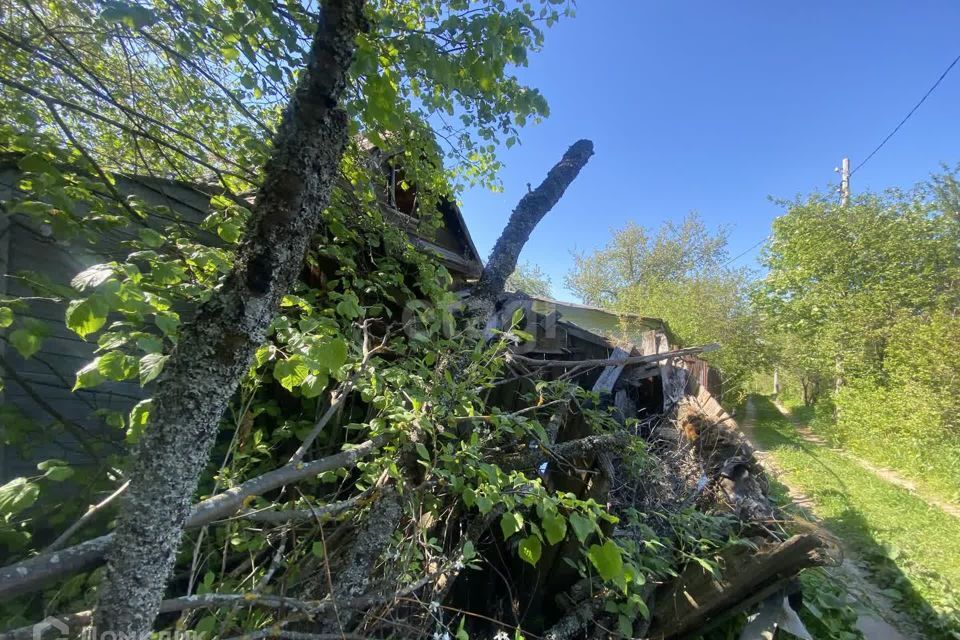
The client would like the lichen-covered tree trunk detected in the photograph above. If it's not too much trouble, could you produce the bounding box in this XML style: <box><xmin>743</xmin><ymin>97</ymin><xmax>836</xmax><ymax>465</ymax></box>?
<box><xmin>472</xmin><ymin>139</ymin><xmax>594</xmax><ymax>305</ymax></box>
<box><xmin>92</xmin><ymin>1</ymin><xmax>366</xmax><ymax>634</ymax></box>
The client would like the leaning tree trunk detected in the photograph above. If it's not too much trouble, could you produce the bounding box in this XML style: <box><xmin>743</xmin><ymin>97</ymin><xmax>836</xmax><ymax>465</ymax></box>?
<box><xmin>93</xmin><ymin>1</ymin><xmax>366</xmax><ymax>634</ymax></box>
<box><xmin>471</xmin><ymin>139</ymin><xmax>594</xmax><ymax>306</ymax></box>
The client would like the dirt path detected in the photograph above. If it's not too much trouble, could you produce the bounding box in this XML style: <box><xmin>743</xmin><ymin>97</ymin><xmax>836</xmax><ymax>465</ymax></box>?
<box><xmin>741</xmin><ymin>398</ymin><xmax>922</xmax><ymax>640</ymax></box>
<box><xmin>769</xmin><ymin>400</ymin><xmax>960</xmax><ymax>519</ymax></box>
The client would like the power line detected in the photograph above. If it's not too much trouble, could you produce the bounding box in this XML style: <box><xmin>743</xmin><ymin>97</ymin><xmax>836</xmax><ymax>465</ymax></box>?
<box><xmin>850</xmin><ymin>52</ymin><xmax>960</xmax><ymax>176</ymax></box>
<box><xmin>721</xmin><ymin>235</ymin><xmax>768</xmax><ymax>268</ymax></box>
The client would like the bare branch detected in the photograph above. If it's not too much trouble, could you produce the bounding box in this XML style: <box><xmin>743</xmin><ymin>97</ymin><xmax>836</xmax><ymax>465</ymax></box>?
<box><xmin>473</xmin><ymin>140</ymin><xmax>594</xmax><ymax>301</ymax></box>
<box><xmin>506</xmin><ymin>344</ymin><xmax>718</xmax><ymax>372</ymax></box>
<box><xmin>0</xmin><ymin>436</ymin><xmax>386</xmax><ymax>601</ymax></box>
<box><xmin>2</xmin><ymin>556</ymin><xmax>460</xmax><ymax>640</ymax></box>
<box><xmin>45</xmin><ymin>481</ymin><xmax>130</xmax><ymax>553</ymax></box>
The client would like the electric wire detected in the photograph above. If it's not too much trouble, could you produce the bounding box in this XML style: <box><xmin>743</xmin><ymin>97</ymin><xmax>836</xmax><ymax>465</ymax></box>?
<box><xmin>850</xmin><ymin>52</ymin><xmax>960</xmax><ymax>176</ymax></box>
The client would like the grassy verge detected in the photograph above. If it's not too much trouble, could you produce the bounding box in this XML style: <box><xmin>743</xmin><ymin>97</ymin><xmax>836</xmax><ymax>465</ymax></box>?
<box><xmin>779</xmin><ymin>394</ymin><xmax>960</xmax><ymax>507</ymax></box>
<box><xmin>749</xmin><ymin>395</ymin><xmax>960</xmax><ymax>639</ymax></box>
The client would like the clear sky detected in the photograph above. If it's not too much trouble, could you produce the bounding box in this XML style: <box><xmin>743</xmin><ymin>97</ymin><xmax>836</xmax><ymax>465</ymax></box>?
<box><xmin>457</xmin><ymin>1</ymin><xmax>960</xmax><ymax>301</ymax></box>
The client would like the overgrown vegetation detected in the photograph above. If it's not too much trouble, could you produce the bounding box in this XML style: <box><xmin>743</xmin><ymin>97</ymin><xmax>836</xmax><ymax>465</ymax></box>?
<box><xmin>565</xmin><ymin>213</ymin><xmax>766</xmax><ymax>404</ymax></box>
<box><xmin>748</xmin><ymin>395</ymin><xmax>960</xmax><ymax>638</ymax></box>
<box><xmin>757</xmin><ymin>170</ymin><xmax>960</xmax><ymax>504</ymax></box>
<box><xmin>0</xmin><ymin>1</ymin><xmax>800</xmax><ymax>638</ymax></box>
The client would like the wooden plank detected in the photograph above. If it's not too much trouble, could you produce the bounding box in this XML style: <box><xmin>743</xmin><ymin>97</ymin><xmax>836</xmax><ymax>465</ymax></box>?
<box><xmin>592</xmin><ymin>346</ymin><xmax>631</xmax><ymax>394</ymax></box>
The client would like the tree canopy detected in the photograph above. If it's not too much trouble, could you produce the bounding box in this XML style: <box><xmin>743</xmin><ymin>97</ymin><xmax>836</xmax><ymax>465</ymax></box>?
<box><xmin>566</xmin><ymin>213</ymin><xmax>765</xmax><ymax>401</ymax></box>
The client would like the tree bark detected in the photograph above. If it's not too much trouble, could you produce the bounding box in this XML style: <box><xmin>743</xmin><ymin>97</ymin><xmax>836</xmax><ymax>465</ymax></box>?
<box><xmin>472</xmin><ymin>140</ymin><xmax>594</xmax><ymax>304</ymax></box>
<box><xmin>92</xmin><ymin>1</ymin><xmax>366</xmax><ymax>634</ymax></box>
<box><xmin>0</xmin><ymin>437</ymin><xmax>384</xmax><ymax>601</ymax></box>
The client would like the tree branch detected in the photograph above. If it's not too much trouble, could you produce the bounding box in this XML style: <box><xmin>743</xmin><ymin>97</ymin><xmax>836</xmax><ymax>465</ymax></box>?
<box><xmin>506</xmin><ymin>344</ymin><xmax>718</xmax><ymax>372</ymax></box>
<box><xmin>473</xmin><ymin>140</ymin><xmax>594</xmax><ymax>302</ymax></box>
<box><xmin>2</xmin><ymin>552</ymin><xmax>459</xmax><ymax>640</ymax></box>
<box><xmin>0</xmin><ymin>436</ymin><xmax>386</xmax><ymax>601</ymax></box>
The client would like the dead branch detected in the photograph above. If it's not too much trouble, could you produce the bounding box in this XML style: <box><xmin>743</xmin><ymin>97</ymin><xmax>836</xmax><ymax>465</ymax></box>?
<box><xmin>506</xmin><ymin>344</ymin><xmax>719</xmax><ymax>372</ymax></box>
<box><xmin>472</xmin><ymin>140</ymin><xmax>594</xmax><ymax>303</ymax></box>
<box><xmin>45</xmin><ymin>480</ymin><xmax>130</xmax><ymax>552</ymax></box>
<box><xmin>235</xmin><ymin>489</ymin><xmax>375</xmax><ymax>524</ymax></box>
<box><xmin>0</xmin><ymin>437</ymin><xmax>385</xmax><ymax>600</ymax></box>
<box><xmin>500</xmin><ymin>433</ymin><xmax>631</xmax><ymax>472</ymax></box>
<box><xmin>2</xmin><ymin>556</ymin><xmax>462</xmax><ymax>640</ymax></box>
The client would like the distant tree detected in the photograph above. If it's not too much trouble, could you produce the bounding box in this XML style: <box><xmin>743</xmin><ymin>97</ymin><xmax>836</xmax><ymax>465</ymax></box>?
<box><xmin>565</xmin><ymin>214</ymin><xmax>729</xmax><ymax>307</ymax></box>
<box><xmin>505</xmin><ymin>260</ymin><xmax>553</xmax><ymax>297</ymax></box>
<box><xmin>566</xmin><ymin>213</ymin><xmax>765</xmax><ymax>401</ymax></box>
<box><xmin>754</xmin><ymin>175</ymin><xmax>960</xmax><ymax>386</ymax></box>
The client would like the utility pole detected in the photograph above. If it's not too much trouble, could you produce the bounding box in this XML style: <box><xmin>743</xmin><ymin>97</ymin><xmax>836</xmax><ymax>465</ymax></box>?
<box><xmin>839</xmin><ymin>157</ymin><xmax>850</xmax><ymax>206</ymax></box>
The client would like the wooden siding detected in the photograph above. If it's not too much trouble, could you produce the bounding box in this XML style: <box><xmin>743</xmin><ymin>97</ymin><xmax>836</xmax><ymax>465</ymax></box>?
<box><xmin>0</xmin><ymin>169</ymin><xmax>214</xmax><ymax>481</ymax></box>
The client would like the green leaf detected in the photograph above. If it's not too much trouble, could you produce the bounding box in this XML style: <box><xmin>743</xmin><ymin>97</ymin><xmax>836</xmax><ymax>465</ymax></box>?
<box><xmin>10</xmin><ymin>328</ymin><xmax>43</xmax><ymax>359</ymax></box>
<box><xmin>542</xmin><ymin>511</ymin><xmax>567</xmax><ymax>545</ymax></box>
<box><xmin>135</xmin><ymin>334</ymin><xmax>164</xmax><ymax>354</ymax></box>
<box><xmin>476</xmin><ymin>495</ymin><xmax>494</xmax><ymax>514</ymax></box>
<box><xmin>37</xmin><ymin>459</ymin><xmax>67</xmax><ymax>471</ymax></box>
<box><xmin>500</xmin><ymin>511</ymin><xmax>524</xmax><ymax>540</ymax></box>
<box><xmin>38</xmin><ymin>460</ymin><xmax>74</xmax><ymax>482</ymax></box>
<box><xmin>155</xmin><ymin>312</ymin><xmax>180</xmax><ymax>337</ymax></box>
<box><xmin>300</xmin><ymin>372</ymin><xmax>329</xmax><ymax>398</ymax></box>
<box><xmin>193</xmin><ymin>616</ymin><xmax>217</xmax><ymax>636</ymax></box>
<box><xmin>71</xmin><ymin>264</ymin><xmax>115</xmax><ymax>291</ymax></box>
<box><xmin>0</xmin><ymin>478</ymin><xmax>39</xmax><ymax>516</ymax></box>
<box><xmin>66</xmin><ymin>296</ymin><xmax>109</xmax><ymax>338</ymax></box>
<box><xmin>518</xmin><ymin>534</ymin><xmax>542</xmax><ymax>566</ymax></box>
<box><xmin>127</xmin><ymin>399</ymin><xmax>152</xmax><ymax>443</ymax></box>
<box><xmin>587</xmin><ymin>540</ymin><xmax>624</xmax><ymax>583</ymax></box>
<box><xmin>138</xmin><ymin>228</ymin><xmax>165</xmax><ymax>248</ymax></box>
<box><xmin>98</xmin><ymin>350</ymin><xmax>137</xmax><ymax>381</ymax></box>
<box><xmin>74</xmin><ymin>360</ymin><xmax>105</xmax><ymax>390</ymax></box>
<box><xmin>617</xmin><ymin>614</ymin><xmax>633</xmax><ymax>637</ymax></box>
<box><xmin>100</xmin><ymin>0</ymin><xmax>158</xmax><ymax>28</ymax></box>
<box><xmin>274</xmin><ymin>356</ymin><xmax>309</xmax><ymax>391</ymax></box>
<box><xmin>0</xmin><ymin>307</ymin><xmax>13</xmax><ymax>328</ymax></box>
<box><xmin>415</xmin><ymin>442</ymin><xmax>430</xmax><ymax>461</ymax></box>
<box><xmin>217</xmin><ymin>221</ymin><xmax>242</xmax><ymax>244</ymax></box>
<box><xmin>309</xmin><ymin>337</ymin><xmax>348</xmax><ymax>371</ymax></box>
<box><xmin>335</xmin><ymin>293</ymin><xmax>362</xmax><ymax>319</ymax></box>
<box><xmin>311</xmin><ymin>541</ymin><xmax>325</xmax><ymax>557</ymax></box>
<box><xmin>18</xmin><ymin>153</ymin><xmax>61</xmax><ymax>179</ymax></box>
<box><xmin>568</xmin><ymin>512</ymin><xmax>595</xmax><ymax>544</ymax></box>
<box><xmin>254</xmin><ymin>344</ymin><xmax>276</xmax><ymax>367</ymax></box>
<box><xmin>139</xmin><ymin>353</ymin><xmax>169</xmax><ymax>385</ymax></box>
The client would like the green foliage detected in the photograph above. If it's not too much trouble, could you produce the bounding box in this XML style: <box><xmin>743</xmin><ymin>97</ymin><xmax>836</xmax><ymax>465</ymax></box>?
<box><xmin>750</xmin><ymin>396</ymin><xmax>960</xmax><ymax>638</ymax></box>
<box><xmin>566</xmin><ymin>213</ymin><xmax>766</xmax><ymax>402</ymax></box>
<box><xmin>505</xmin><ymin>260</ymin><xmax>553</xmax><ymax>298</ymax></box>
<box><xmin>0</xmin><ymin>1</ymin><xmax>764</xmax><ymax>637</ymax></box>
<box><xmin>797</xmin><ymin>570</ymin><xmax>863</xmax><ymax>640</ymax></box>
<box><xmin>759</xmin><ymin>171</ymin><xmax>960</xmax><ymax>501</ymax></box>
<box><xmin>756</xmin><ymin>179</ymin><xmax>960</xmax><ymax>386</ymax></box>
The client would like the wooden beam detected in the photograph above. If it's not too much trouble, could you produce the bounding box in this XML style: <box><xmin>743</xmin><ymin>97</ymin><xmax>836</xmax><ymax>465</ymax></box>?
<box><xmin>592</xmin><ymin>346</ymin><xmax>631</xmax><ymax>394</ymax></box>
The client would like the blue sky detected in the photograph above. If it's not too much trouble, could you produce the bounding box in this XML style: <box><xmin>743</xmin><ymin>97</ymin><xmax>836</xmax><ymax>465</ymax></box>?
<box><xmin>457</xmin><ymin>1</ymin><xmax>960</xmax><ymax>301</ymax></box>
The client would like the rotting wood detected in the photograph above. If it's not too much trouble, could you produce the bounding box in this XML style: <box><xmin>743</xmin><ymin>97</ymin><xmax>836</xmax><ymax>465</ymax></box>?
<box><xmin>507</xmin><ymin>344</ymin><xmax>717</xmax><ymax>371</ymax></box>
<box><xmin>648</xmin><ymin>533</ymin><xmax>835</xmax><ymax>639</ymax></box>
<box><xmin>592</xmin><ymin>345</ymin><xmax>632</xmax><ymax>394</ymax></box>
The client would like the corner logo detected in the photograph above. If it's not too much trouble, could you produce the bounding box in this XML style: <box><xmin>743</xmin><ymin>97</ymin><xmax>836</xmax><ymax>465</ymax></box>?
<box><xmin>33</xmin><ymin>617</ymin><xmax>69</xmax><ymax>640</ymax></box>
